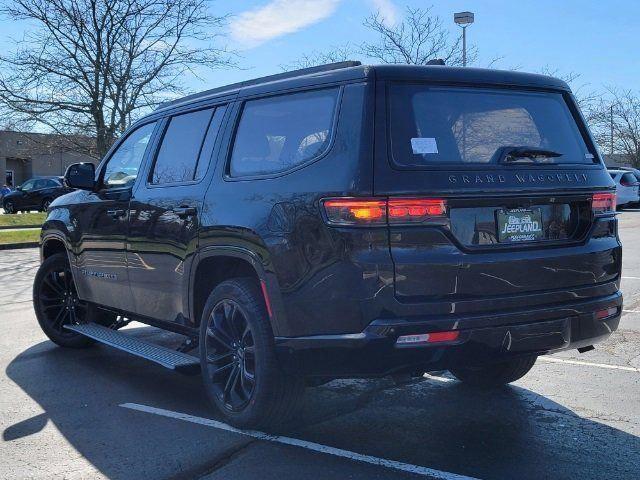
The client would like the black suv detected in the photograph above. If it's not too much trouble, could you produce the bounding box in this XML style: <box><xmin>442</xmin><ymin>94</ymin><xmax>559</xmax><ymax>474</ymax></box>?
<box><xmin>3</xmin><ymin>176</ymin><xmax>69</xmax><ymax>213</ymax></box>
<box><xmin>33</xmin><ymin>62</ymin><xmax>622</xmax><ymax>428</ymax></box>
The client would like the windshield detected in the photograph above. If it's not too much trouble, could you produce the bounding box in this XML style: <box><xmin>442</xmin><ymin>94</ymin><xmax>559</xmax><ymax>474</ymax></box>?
<box><xmin>389</xmin><ymin>85</ymin><xmax>594</xmax><ymax>167</ymax></box>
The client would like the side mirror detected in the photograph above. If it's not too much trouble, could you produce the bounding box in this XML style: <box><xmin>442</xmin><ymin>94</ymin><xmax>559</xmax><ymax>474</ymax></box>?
<box><xmin>64</xmin><ymin>163</ymin><xmax>96</xmax><ymax>190</ymax></box>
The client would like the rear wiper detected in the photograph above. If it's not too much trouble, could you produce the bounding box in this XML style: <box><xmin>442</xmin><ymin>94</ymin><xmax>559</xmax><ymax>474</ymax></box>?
<box><xmin>498</xmin><ymin>146</ymin><xmax>563</xmax><ymax>164</ymax></box>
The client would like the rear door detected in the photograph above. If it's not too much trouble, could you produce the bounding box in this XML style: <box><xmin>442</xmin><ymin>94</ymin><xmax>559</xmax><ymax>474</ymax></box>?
<box><xmin>127</xmin><ymin>104</ymin><xmax>228</xmax><ymax>324</ymax></box>
<box><xmin>374</xmin><ymin>81</ymin><xmax>618</xmax><ymax>302</ymax></box>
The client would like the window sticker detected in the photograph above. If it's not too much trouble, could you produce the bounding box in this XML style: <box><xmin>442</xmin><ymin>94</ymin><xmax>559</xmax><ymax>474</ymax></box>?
<box><xmin>411</xmin><ymin>137</ymin><xmax>438</xmax><ymax>155</ymax></box>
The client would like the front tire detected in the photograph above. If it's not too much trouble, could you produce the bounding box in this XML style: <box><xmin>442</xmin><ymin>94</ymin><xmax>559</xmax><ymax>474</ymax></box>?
<box><xmin>33</xmin><ymin>253</ymin><xmax>118</xmax><ymax>348</ymax></box>
<box><xmin>33</xmin><ymin>253</ymin><xmax>94</xmax><ymax>348</ymax></box>
<box><xmin>449</xmin><ymin>355</ymin><xmax>537</xmax><ymax>387</ymax></box>
<box><xmin>3</xmin><ymin>200</ymin><xmax>16</xmax><ymax>214</ymax></box>
<box><xmin>199</xmin><ymin>278</ymin><xmax>304</xmax><ymax>429</ymax></box>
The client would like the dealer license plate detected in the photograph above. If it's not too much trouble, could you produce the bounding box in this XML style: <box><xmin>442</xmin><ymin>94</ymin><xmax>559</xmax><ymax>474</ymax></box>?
<box><xmin>497</xmin><ymin>208</ymin><xmax>544</xmax><ymax>243</ymax></box>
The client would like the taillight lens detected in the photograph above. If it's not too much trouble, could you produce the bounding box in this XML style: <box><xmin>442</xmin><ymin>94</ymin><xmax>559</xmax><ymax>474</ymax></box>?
<box><xmin>592</xmin><ymin>192</ymin><xmax>616</xmax><ymax>215</ymax></box>
<box><xmin>323</xmin><ymin>199</ymin><xmax>387</xmax><ymax>225</ymax></box>
<box><xmin>387</xmin><ymin>198</ymin><xmax>447</xmax><ymax>223</ymax></box>
<box><xmin>322</xmin><ymin>197</ymin><xmax>447</xmax><ymax>226</ymax></box>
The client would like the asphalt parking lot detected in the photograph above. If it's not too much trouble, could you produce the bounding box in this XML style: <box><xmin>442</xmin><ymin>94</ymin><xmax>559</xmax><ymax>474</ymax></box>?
<box><xmin>1</xmin><ymin>214</ymin><xmax>639</xmax><ymax>480</ymax></box>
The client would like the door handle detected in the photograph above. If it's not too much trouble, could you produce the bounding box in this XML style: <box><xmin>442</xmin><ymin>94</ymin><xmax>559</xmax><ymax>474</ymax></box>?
<box><xmin>172</xmin><ymin>206</ymin><xmax>197</xmax><ymax>218</ymax></box>
<box><xmin>106</xmin><ymin>209</ymin><xmax>126</xmax><ymax>218</ymax></box>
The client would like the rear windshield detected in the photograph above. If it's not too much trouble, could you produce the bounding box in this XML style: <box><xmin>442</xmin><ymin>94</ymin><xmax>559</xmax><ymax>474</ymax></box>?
<box><xmin>389</xmin><ymin>85</ymin><xmax>594</xmax><ymax>167</ymax></box>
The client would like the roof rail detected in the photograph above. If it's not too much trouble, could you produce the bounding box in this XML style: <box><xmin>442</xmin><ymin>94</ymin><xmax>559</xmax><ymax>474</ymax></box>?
<box><xmin>156</xmin><ymin>60</ymin><xmax>363</xmax><ymax>111</ymax></box>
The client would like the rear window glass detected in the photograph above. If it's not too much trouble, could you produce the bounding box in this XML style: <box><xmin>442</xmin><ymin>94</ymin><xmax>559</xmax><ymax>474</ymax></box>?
<box><xmin>389</xmin><ymin>85</ymin><xmax>593</xmax><ymax>167</ymax></box>
<box><xmin>229</xmin><ymin>88</ymin><xmax>339</xmax><ymax>177</ymax></box>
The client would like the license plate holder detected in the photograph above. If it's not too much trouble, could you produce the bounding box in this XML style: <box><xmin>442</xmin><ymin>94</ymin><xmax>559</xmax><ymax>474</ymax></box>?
<box><xmin>497</xmin><ymin>208</ymin><xmax>544</xmax><ymax>243</ymax></box>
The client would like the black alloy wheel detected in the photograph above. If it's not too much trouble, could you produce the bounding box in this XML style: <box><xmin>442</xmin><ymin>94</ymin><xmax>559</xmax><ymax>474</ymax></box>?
<box><xmin>204</xmin><ymin>299</ymin><xmax>256</xmax><ymax>412</ymax></box>
<box><xmin>3</xmin><ymin>200</ymin><xmax>15</xmax><ymax>214</ymax></box>
<box><xmin>199</xmin><ymin>278</ymin><xmax>305</xmax><ymax>429</ymax></box>
<box><xmin>33</xmin><ymin>253</ymin><xmax>94</xmax><ymax>348</ymax></box>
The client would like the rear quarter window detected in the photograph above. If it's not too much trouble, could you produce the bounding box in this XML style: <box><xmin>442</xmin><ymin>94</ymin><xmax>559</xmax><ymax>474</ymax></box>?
<box><xmin>229</xmin><ymin>88</ymin><xmax>340</xmax><ymax>177</ymax></box>
<box><xmin>389</xmin><ymin>85</ymin><xmax>594</xmax><ymax>168</ymax></box>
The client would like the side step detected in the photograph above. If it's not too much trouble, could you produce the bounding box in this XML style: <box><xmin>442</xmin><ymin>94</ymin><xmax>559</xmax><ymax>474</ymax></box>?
<box><xmin>64</xmin><ymin>323</ymin><xmax>200</xmax><ymax>374</ymax></box>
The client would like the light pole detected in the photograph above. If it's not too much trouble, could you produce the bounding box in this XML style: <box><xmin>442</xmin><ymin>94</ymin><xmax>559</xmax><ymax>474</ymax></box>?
<box><xmin>454</xmin><ymin>11</ymin><xmax>474</xmax><ymax>67</ymax></box>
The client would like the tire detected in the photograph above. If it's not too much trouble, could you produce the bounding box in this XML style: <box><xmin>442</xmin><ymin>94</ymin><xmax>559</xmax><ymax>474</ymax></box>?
<box><xmin>3</xmin><ymin>200</ymin><xmax>16</xmax><ymax>214</ymax></box>
<box><xmin>449</xmin><ymin>355</ymin><xmax>537</xmax><ymax>388</ymax></box>
<box><xmin>33</xmin><ymin>252</ymin><xmax>116</xmax><ymax>348</ymax></box>
<box><xmin>199</xmin><ymin>278</ymin><xmax>305</xmax><ymax>429</ymax></box>
<box><xmin>41</xmin><ymin>198</ymin><xmax>52</xmax><ymax>211</ymax></box>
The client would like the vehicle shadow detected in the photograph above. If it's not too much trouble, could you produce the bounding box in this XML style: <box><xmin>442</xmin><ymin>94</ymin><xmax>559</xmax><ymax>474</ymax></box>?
<box><xmin>5</xmin><ymin>327</ymin><xmax>640</xmax><ymax>480</ymax></box>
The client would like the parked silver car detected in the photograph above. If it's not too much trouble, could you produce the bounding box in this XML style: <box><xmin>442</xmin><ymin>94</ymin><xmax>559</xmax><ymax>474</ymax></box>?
<box><xmin>609</xmin><ymin>169</ymin><xmax>640</xmax><ymax>208</ymax></box>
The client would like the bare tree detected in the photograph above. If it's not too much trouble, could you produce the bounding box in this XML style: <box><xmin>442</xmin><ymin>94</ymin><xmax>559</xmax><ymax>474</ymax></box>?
<box><xmin>0</xmin><ymin>0</ymin><xmax>233</xmax><ymax>157</ymax></box>
<box><xmin>281</xmin><ymin>44</ymin><xmax>353</xmax><ymax>71</ymax></box>
<box><xmin>589</xmin><ymin>87</ymin><xmax>640</xmax><ymax>165</ymax></box>
<box><xmin>360</xmin><ymin>7</ymin><xmax>474</xmax><ymax>66</ymax></box>
<box><xmin>536</xmin><ymin>66</ymin><xmax>598</xmax><ymax>112</ymax></box>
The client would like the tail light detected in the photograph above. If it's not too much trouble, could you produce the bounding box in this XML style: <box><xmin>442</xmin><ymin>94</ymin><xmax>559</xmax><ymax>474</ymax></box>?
<box><xmin>322</xmin><ymin>197</ymin><xmax>447</xmax><ymax>226</ymax></box>
<box><xmin>322</xmin><ymin>199</ymin><xmax>387</xmax><ymax>226</ymax></box>
<box><xmin>592</xmin><ymin>192</ymin><xmax>616</xmax><ymax>215</ymax></box>
<box><xmin>387</xmin><ymin>198</ymin><xmax>447</xmax><ymax>223</ymax></box>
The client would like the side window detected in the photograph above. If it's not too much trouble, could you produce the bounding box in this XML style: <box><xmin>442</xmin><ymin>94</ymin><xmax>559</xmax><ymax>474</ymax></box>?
<box><xmin>20</xmin><ymin>180</ymin><xmax>35</xmax><ymax>191</ymax></box>
<box><xmin>33</xmin><ymin>179</ymin><xmax>47</xmax><ymax>190</ymax></box>
<box><xmin>151</xmin><ymin>107</ymin><xmax>222</xmax><ymax>185</ymax></box>
<box><xmin>102</xmin><ymin>122</ymin><xmax>156</xmax><ymax>189</ymax></box>
<box><xmin>229</xmin><ymin>88</ymin><xmax>339</xmax><ymax>177</ymax></box>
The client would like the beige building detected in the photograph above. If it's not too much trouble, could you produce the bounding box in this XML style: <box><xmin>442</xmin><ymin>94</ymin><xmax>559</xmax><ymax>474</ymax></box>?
<box><xmin>0</xmin><ymin>131</ymin><xmax>98</xmax><ymax>187</ymax></box>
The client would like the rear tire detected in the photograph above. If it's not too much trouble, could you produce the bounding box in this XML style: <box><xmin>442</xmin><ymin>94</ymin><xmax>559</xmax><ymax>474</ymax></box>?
<box><xmin>33</xmin><ymin>253</ymin><xmax>117</xmax><ymax>348</ymax></box>
<box><xmin>449</xmin><ymin>355</ymin><xmax>537</xmax><ymax>387</ymax></box>
<box><xmin>199</xmin><ymin>278</ymin><xmax>304</xmax><ymax>429</ymax></box>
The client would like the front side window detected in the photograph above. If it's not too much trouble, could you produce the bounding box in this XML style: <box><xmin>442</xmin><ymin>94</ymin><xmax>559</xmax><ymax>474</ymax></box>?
<box><xmin>151</xmin><ymin>108</ymin><xmax>216</xmax><ymax>184</ymax></box>
<box><xmin>229</xmin><ymin>88</ymin><xmax>339</xmax><ymax>177</ymax></box>
<box><xmin>20</xmin><ymin>180</ymin><xmax>35</xmax><ymax>191</ymax></box>
<box><xmin>389</xmin><ymin>85</ymin><xmax>593</xmax><ymax>167</ymax></box>
<box><xmin>103</xmin><ymin>122</ymin><xmax>156</xmax><ymax>189</ymax></box>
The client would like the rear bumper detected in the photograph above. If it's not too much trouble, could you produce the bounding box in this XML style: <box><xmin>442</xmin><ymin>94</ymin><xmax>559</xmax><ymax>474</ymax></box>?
<box><xmin>274</xmin><ymin>291</ymin><xmax>622</xmax><ymax>377</ymax></box>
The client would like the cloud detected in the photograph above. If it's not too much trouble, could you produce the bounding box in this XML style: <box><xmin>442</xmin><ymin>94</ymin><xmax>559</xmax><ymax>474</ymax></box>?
<box><xmin>230</xmin><ymin>0</ymin><xmax>342</xmax><ymax>48</ymax></box>
<box><xmin>368</xmin><ymin>0</ymin><xmax>400</xmax><ymax>26</ymax></box>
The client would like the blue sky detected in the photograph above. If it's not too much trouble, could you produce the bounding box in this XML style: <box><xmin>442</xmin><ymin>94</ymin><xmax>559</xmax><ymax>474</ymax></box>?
<box><xmin>205</xmin><ymin>0</ymin><xmax>639</xmax><ymax>93</ymax></box>
<box><xmin>1</xmin><ymin>0</ymin><xmax>638</xmax><ymax>95</ymax></box>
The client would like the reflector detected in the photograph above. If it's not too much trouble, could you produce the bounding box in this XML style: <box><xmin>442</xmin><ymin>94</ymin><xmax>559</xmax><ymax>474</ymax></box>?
<box><xmin>396</xmin><ymin>330</ymin><xmax>460</xmax><ymax>345</ymax></box>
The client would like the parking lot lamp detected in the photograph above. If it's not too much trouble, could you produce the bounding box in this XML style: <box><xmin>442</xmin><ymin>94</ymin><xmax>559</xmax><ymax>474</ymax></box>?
<box><xmin>454</xmin><ymin>11</ymin><xmax>474</xmax><ymax>66</ymax></box>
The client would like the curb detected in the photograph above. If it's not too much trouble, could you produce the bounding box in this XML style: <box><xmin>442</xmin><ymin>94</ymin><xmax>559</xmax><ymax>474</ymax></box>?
<box><xmin>0</xmin><ymin>225</ymin><xmax>41</xmax><ymax>230</ymax></box>
<box><xmin>0</xmin><ymin>242</ymin><xmax>39</xmax><ymax>250</ymax></box>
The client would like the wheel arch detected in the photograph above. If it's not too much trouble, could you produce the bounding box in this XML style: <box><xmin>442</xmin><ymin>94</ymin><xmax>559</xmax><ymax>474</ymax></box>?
<box><xmin>40</xmin><ymin>233</ymin><xmax>73</xmax><ymax>267</ymax></box>
<box><xmin>190</xmin><ymin>246</ymin><xmax>287</xmax><ymax>336</ymax></box>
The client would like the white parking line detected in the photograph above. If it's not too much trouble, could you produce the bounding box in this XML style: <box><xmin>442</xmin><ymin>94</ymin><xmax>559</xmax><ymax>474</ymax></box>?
<box><xmin>622</xmin><ymin>276</ymin><xmax>640</xmax><ymax>280</ymax></box>
<box><xmin>623</xmin><ymin>309</ymin><xmax>640</xmax><ymax>313</ymax></box>
<box><xmin>120</xmin><ymin>402</ymin><xmax>480</xmax><ymax>480</ymax></box>
<box><xmin>539</xmin><ymin>356</ymin><xmax>640</xmax><ymax>372</ymax></box>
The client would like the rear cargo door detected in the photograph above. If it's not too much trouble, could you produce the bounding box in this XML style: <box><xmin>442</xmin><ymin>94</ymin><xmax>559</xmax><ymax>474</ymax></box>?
<box><xmin>374</xmin><ymin>80</ymin><xmax>619</xmax><ymax>302</ymax></box>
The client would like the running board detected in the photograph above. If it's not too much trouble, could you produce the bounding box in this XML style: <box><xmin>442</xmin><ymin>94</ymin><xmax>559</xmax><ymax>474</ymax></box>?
<box><xmin>64</xmin><ymin>323</ymin><xmax>200</xmax><ymax>374</ymax></box>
